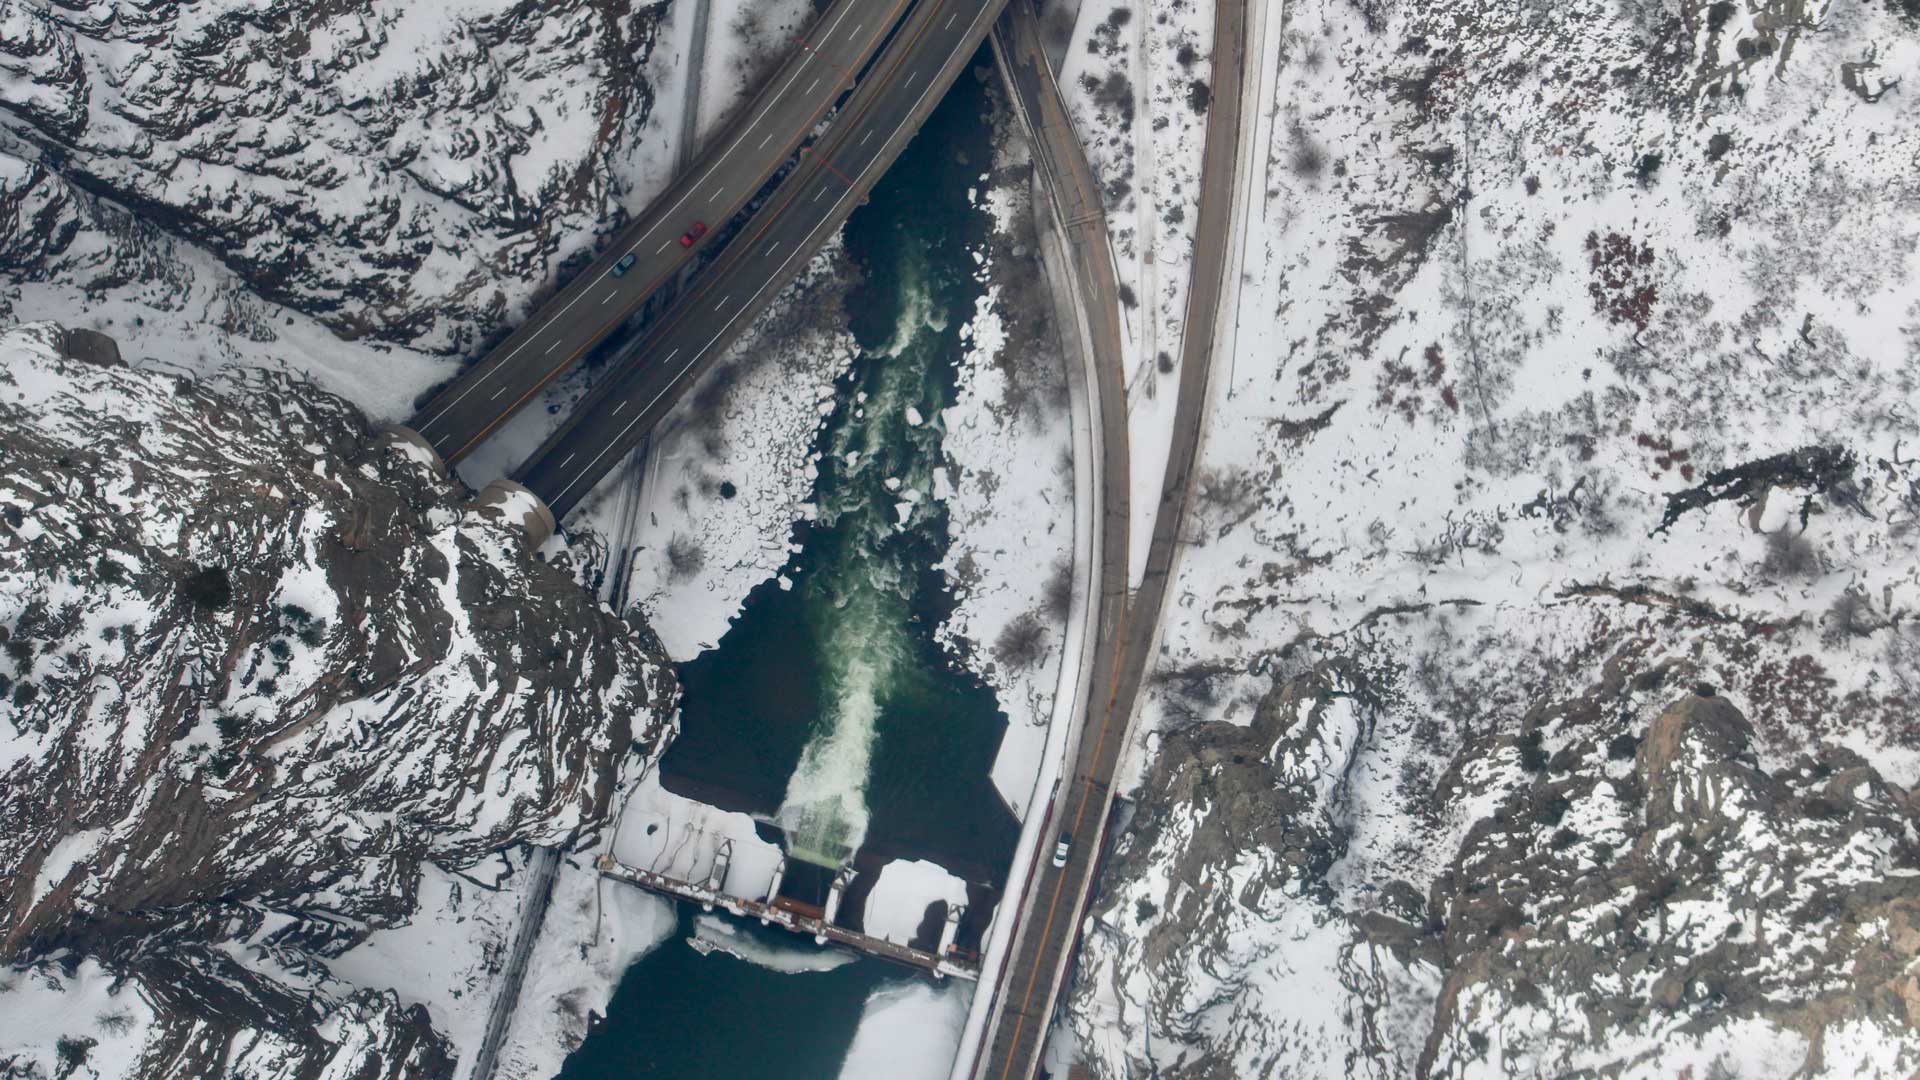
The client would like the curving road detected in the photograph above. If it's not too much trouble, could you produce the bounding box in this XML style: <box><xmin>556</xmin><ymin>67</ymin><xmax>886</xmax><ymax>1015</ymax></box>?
<box><xmin>511</xmin><ymin>0</ymin><xmax>1015</xmax><ymax>517</ymax></box>
<box><xmin>971</xmin><ymin>1</ymin><xmax>1250</xmax><ymax>1077</ymax></box>
<box><xmin>405</xmin><ymin>0</ymin><xmax>919</xmax><ymax>465</ymax></box>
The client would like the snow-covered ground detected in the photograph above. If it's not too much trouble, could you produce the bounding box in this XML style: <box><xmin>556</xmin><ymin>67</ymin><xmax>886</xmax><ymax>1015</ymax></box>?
<box><xmin>839</xmin><ymin>980</ymin><xmax>974</xmax><ymax>1080</ymax></box>
<box><xmin>1055</xmin><ymin>0</ymin><xmax>1217</xmax><ymax>585</ymax></box>
<box><xmin>603</xmin><ymin>241</ymin><xmax>858</xmax><ymax>657</ymax></box>
<box><xmin>1064</xmin><ymin>0</ymin><xmax>1920</xmax><ymax>1070</ymax></box>
<box><xmin>934</xmin><ymin>112</ymin><xmax>1079</xmax><ymax>819</ymax></box>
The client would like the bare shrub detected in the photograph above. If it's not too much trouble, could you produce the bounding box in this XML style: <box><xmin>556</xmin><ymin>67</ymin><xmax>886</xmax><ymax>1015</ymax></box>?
<box><xmin>1043</xmin><ymin>559</ymin><xmax>1074</xmax><ymax>621</ymax></box>
<box><xmin>95</xmin><ymin>1010</ymin><xmax>136</xmax><ymax>1036</ymax></box>
<box><xmin>993</xmin><ymin>612</ymin><xmax>1050</xmax><ymax>671</ymax></box>
<box><xmin>1822</xmin><ymin>585</ymin><xmax>1880</xmax><ymax>645</ymax></box>
<box><xmin>1287</xmin><ymin>122</ymin><xmax>1327</xmax><ymax>182</ymax></box>
<box><xmin>1761</xmin><ymin>530</ymin><xmax>1820</xmax><ymax>581</ymax></box>
<box><xmin>665</xmin><ymin>534</ymin><xmax>706</xmax><ymax>583</ymax></box>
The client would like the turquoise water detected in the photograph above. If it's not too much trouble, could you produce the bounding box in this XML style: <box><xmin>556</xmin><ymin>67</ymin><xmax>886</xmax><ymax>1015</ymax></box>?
<box><xmin>659</xmin><ymin>50</ymin><xmax>1017</xmax><ymax>885</ymax></box>
<box><xmin>555</xmin><ymin>909</ymin><xmax>907</xmax><ymax>1080</ymax></box>
<box><xmin>559</xmin><ymin>52</ymin><xmax>1014</xmax><ymax>1080</ymax></box>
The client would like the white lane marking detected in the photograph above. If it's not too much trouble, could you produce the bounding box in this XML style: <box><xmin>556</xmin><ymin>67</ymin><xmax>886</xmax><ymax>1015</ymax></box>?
<box><xmin>946</xmin><ymin>12</ymin><xmax>957</xmax><ymax>28</ymax></box>
<box><xmin>765</xmin><ymin>240</ymin><xmax>782</xmax><ymax>257</ymax></box>
<box><xmin>491</xmin><ymin>386</ymin><xmax>506</xmax><ymax>401</ymax></box>
<box><xmin>715</xmin><ymin>295</ymin><xmax>732</xmax><ymax>311</ymax></box>
<box><xmin>548</xmin><ymin>222</ymin><xmax>826</xmax><ymax>506</ymax></box>
<box><xmin>849</xmin><ymin>21</ymin><xmax>862</xmax><ymax>38</ymax></box>
<box><xmin>613</xmin><ymin>400</ymin><xmax>627</xmax><ymax>416</ymax></box>
<box><xmin>808</xmin><ymin>77</ymin><xmax>820</xmax><ymax>94</ymax></box>
<box><xmin>546</xmin><ymin>341</ymin><xmax>559</xmax><ymax>355</ymax></box>
<box><xmin>760</xmin><ymin>131</ymin><xmax>775</xmax><ymax>148</ymax></box>
<box><xmin>861</xmin><ymin>128</ymin><xmax>874</xmax><ymax>146</ymax></box>
<box><xmin>559</xmin><ymin>453</ymin><xmax>576</xmax><ymax>469</ymax></box>
<box><xmin>657</xmin><ymin>239</ymin><xmax>671</xmax><ymax>253</ymax></box>
<box><xmin>906</xmin><ymin>70</ymin><xmax>920</xmax><ymax>89</ymax></box>
<box><xmin>418</xmin><ymin>274</ymin><xmax>598</xmax><ymax>431</ymax></box>
<box><xmin>710</xmin><ymin>183</ymin><xmax>725</xmax><ymax>200</ymax></box>
<box><xmin>418</xmin><ymin>0</ymin><xmax>870</xmax><ymax>439</ymax></box>
<box><xmin>602</xmin><ymin>291</ymin><xmax>614</xmax><ymax>304</ymax></box>
<box><xmin>815</xmin><ymin>187</ymin><xmax>828</xmax><ymax>202</ymax></box>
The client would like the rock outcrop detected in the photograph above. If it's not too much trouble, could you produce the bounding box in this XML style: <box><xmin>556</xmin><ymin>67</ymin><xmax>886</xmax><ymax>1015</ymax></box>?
<box><xmin>0</xmin><ymin>0</ymin><xmax>664</xmax><ymax>353</ymax></box>
<box><xmin>1073</xmin><ymin>665</ymin><xmax>1920</xmax><ymax>1078</ymax></box>
<box><xmin>0</xmin><ymin>322</ymin><xmax>675</xmax><ymax>1074</ymax></box>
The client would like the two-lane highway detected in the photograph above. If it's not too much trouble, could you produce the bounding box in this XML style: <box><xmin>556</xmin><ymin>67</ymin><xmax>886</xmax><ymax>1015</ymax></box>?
<box><xmin>511</xmin><ymin>0</ymin><xmax>1014</xmax><ymax>517</ymax></box>
<box><xmin>406</xmin><ymin>0</ymin><xmax>921</xmax><ymax>465</ymax></box>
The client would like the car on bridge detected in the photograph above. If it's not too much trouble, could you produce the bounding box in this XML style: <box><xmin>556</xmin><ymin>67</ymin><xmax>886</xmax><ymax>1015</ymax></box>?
<box><xmin>611</xmin><ymin>252</ymin><xmax>638</xmax><ymax>277</ymax></box>
<box><xmin>1053</xmin><ymin>832</ymin><xmax>1071</xmax><ymax>868</ymax></box>
<box><xmin>679</xmin><ymin>221</ymin><xmax>708</xmax><ymax>248</ymax></box>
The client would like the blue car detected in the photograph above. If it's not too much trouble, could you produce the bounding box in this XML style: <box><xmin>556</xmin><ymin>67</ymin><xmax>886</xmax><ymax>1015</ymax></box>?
<box><xmin>612</xmin><ymin>252</ymin><xmax>638</xmax><ymax>277</ymax></box>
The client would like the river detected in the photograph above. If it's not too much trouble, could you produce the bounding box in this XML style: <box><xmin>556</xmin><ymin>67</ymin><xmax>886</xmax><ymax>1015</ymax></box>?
<box><xmin>558</xmin><ymin>48</ymin><xmax>1015</xmax><ymax>1080</ymax></box>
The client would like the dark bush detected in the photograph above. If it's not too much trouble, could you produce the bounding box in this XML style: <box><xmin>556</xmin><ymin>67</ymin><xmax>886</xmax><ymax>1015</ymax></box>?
<box><xmin>1608</xmin><ymin>732</ymin><xmax>1641</xmax><ymax>760</ymax></box>
<box><xmin>182</xmin><ymin>566</ymin><xmax>233</xmax><ymax>611</ymax></box>
<box><xmin>992</xmin><ymin>612</ymin><xmax>1049</xmax><ymax>672</ymax></box>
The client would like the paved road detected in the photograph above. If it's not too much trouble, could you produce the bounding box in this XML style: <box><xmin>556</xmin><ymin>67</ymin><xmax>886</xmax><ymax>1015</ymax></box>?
<box><xmin>971</xmin><ymin>2</ymin><xmax>1249</xmax><ymax>1077</ymax></box>
<box><xmin>512</xmin><ymin>0</ymin><xmax>1015</xmax><ymax>518</ymax></box>
<box><xmin>966</xmin><ymin>3</ymin><xmax>1130</xmax><ymax>1077</ymax></box>
<box><xmin>466</xmin><ymin>845</ymin><xmax>561</xmax><ymax>1080</ymax></box>
<box><xmin>405</xmin><ymin>0</ymin><xmax>917</xmax><ymax>465</ymax></box>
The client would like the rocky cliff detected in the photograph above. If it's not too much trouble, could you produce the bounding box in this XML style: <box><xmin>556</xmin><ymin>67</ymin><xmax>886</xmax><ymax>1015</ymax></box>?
<box><xmin>0</xmin><ymin>321</ymin><xmax>675</xmax><ymax>1076</ymax></box>
<box><xmin>0</xmin><ymin>0</ymin><xmax>665</xmax><ymax>354</ymax></box>
<box><xmin>1077</xmin><ymin>663</ymin><xmax>1920</xmax><ymax>1077</ymax></box>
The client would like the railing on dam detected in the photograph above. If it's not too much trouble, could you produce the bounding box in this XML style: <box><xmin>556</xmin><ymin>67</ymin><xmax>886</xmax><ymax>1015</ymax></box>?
<box><xmin>596</xmin><ymin>854</ymin><xmax>980</xmax><ymax>981</ymax></box>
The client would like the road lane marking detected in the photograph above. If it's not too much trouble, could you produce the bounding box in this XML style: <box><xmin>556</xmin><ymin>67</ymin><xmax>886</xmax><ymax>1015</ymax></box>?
<box><xmin>433</xmin><ymin>0</ymin><xmax>915</xmax><ymax>460</ymax></box>
<box><xmin>491</xmin><ymin>386</ymin><xmax>506</xmax><ymax>400</ymax></box>
<box><xmin>765</xmin><ymin>241</ymin><xmax>782</xmax><ymax>257</ymax></box>
<box><xmin>906</xmin><ymin>70</ymin><xmax>920</xmax><ymax>89</ymax></box>
<box><xmin>760</xmin><ymin>131</ymin><xmax>775</xmax><ymax>148</ymax></box>
<box><xmin>613</xmin><ymin>400</ymin><xmax>627</xmax><ymax>416</ymax></box>
<box><xmin>861</xmin><ymin>128</ymin><xmax>874</xmax><ymax>146</ymax></box>
<box><xmin>545</xmin><ymin>342</ymin><xmax>559</xmax><ymax>355</ymax></box>
<box><xmin>946</xmin><ymin>12</ymin><xmax>957</xmax><ymax>28</ymax></box>
<box><xmin>665</xmin><ymin>348</ymin><xmax>680</xmax><ymax>362</ymax></box>
<box><xmin>559</xmin><ymin>453</ymin><xmax>575</xmax><ymax>469</ymax></box>
<box><xmin>511</xmin><ymin>0</ymin><xmax>962</xmax><ymax>478</ymax></box>
<box><xmin>715</xmin><ymin>295</ymin><xmax>732</xmax><ymax>311</ymax></box>
<box><xmin>657</xmin><ymin>239</ymin><xmax>671</xmax><ymax>253</ymax></box>
<box><xmin>808</xmin><ymin>77</ymin><xmax>820</xmax><ymax>94</ymax></box>
<box><xmin>710</xmin><ymin>183</ymin><xmax>725</xmax><ymax>200</ymax></box>
<box><xmin>601</xmin><ymin>292</ymin><xmax>614</xmax><ymax>304</ymax></box>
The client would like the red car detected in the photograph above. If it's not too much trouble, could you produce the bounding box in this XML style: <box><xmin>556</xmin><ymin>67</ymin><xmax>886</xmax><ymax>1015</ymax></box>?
<box><xmin>679</xmin><ymin>221</ymin><xmax>708</xmax><ymax>248</ymax></box>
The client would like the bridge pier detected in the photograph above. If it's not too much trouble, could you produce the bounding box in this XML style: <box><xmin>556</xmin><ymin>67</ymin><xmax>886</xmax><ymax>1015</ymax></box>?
<box><xmin>469</xmin><ymin>478</ymin><xmax>557</xmax><ymax>550</ymax></box>
<box><xmin>374</xmin><ymin>424</ymin><xmax>449</xmax><ymax>478</ymax></box>
<box><xmin>817</xmin><ymin>866</ymin><xmax>857</xmax><ymax>945</ymax></box>
<box><xmin>762</xmin><ymin>857</ymin><xmax>788</xmax><ymax>925</ymax></box>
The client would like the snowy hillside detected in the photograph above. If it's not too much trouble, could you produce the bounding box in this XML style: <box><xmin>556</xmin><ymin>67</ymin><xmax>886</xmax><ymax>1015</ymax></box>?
<box><xmin>1066</xmin><ymin>0</ymin><xmax>1920</xmax><ymax>1072</ymax></box>
<box><xmin>0</xmin><ymin>0</ymin><xmax>669</xmax><ymax>355</ymax></box>
<box><xmin>0</xmin><ymin>323</ymin><xmax>675</xmax><ymax>1077</ymax></box>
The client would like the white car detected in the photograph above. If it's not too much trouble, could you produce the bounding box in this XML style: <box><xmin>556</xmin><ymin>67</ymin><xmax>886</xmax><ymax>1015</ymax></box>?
<box><xmin>1052</xmin><ymin>832</ymin><xmax>1071</xmax><ymax>868</ymax></box>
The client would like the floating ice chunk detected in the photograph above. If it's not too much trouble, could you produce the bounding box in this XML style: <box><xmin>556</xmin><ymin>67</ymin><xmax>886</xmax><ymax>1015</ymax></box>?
<box><xmin>905</xmin><ymin>406</ymin><xmax>924</xmax><ymax>427</ymax></box>
<box><xmin>885</xmin><ymin>477</ymin><xmax>902</xmax><ymax>492</ymax></box>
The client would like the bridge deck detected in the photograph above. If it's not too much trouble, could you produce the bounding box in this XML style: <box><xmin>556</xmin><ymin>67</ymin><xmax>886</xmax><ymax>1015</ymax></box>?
<box><xmin>596</xmin><ymin>855</ymin><xmax>980</xmax><ymax>981</ymax></box>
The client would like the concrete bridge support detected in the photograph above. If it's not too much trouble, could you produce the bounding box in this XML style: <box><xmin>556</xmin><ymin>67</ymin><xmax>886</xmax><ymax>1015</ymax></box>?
<box><xmin>374</xmin><ymin>424</ymin><xmax>450</xmax><ymax>478</ymax></box>
<box><xmin>469</xmin><ymin>478</ymin><xmax>558</xmax><ymax>550</ymax></box>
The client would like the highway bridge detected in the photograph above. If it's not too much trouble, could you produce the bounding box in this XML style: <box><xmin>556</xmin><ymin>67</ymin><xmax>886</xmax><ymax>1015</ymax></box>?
<box><xmin>510</xmin><ymin>0</ymin><xmax>1013</xmax><ymax>518</ymax></box>
<box><xmin>404</xmin><ymin>0</ymin><xmax>923</xmax><ymax>467</ymax></box>
<box><xmin>411</xmin><ymin>0</ymin><xmax>1248</xmax><ymax>1073</ymax></box>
